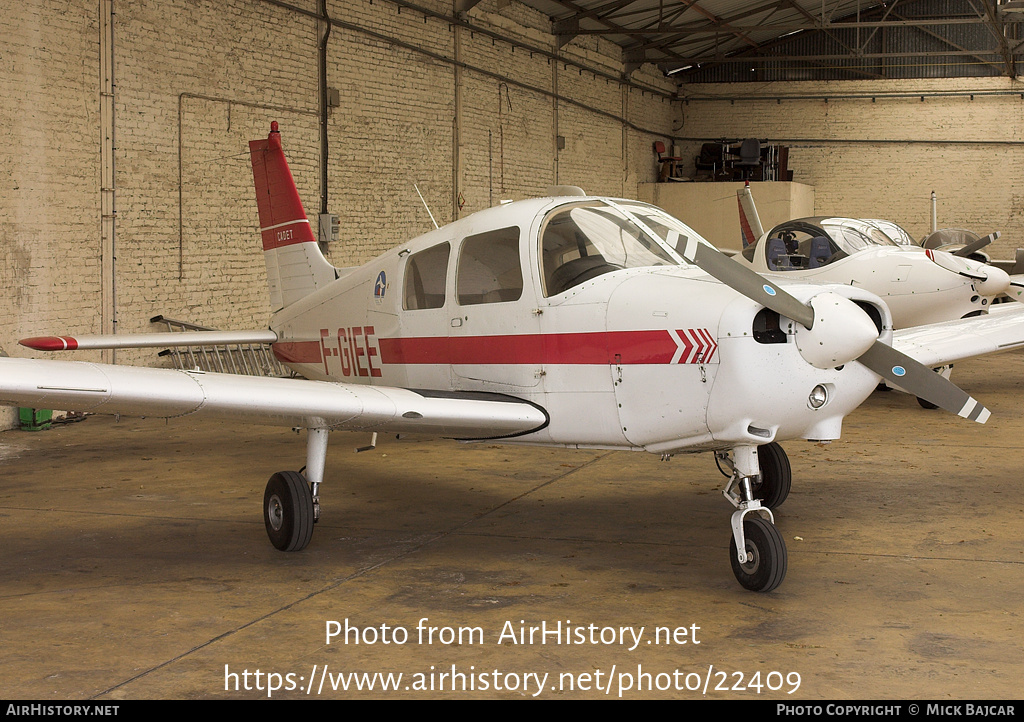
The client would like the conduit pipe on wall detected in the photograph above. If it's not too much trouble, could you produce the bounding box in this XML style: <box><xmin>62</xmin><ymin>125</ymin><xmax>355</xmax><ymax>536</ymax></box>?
<box><xmin>100</xmin><ymin>0</ymin><xmax>116</xmax><ymax>364</ymax></box>
<box><xmin>319</xmin><ymin>0</ymin><xmax>330</xmax><ymax>218</ymax></box>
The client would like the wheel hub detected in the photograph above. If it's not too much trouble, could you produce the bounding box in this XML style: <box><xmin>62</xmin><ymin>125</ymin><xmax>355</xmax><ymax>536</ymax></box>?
<box><xmin>739</xmin><ymin>541</ymin><xmax>761</xmax><ymax>574</ymax></box>
<box><xmin>267</xmin><ymin>493</ymin><xmax>284</xmax><ymax>532</ymax></box>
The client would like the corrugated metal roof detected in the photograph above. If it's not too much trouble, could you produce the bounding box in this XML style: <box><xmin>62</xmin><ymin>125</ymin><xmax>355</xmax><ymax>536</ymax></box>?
<box><xmin>512</xmin><ymin>0</ymin><xmax>1021</xmax><ymax>80</ymax></box>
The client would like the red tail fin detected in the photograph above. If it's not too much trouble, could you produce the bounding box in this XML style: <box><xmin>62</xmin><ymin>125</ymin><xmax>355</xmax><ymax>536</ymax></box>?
<box><xmin>249</xmin><ymin>121</ymin><xmax>317</xmax><ymax>251</ymax></box>
<box><xmin>249</xmin><ymin>123</ymin><xmax>335</xmax><ymax>312</ymax></box>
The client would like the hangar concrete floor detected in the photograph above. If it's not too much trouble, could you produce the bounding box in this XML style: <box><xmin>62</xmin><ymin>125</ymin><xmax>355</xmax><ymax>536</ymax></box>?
<box><xmin>1</xmin><ymin>352</ymin><xmax>1022</xmax><ymax>700</ymax></box>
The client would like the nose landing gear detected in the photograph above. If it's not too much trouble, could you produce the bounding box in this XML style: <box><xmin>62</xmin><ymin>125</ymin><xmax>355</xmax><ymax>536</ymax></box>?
<box><xmin>729</xmin><ymin>515</ymin><xmax>787</xmax><ymax>593</ymax></box>
<box><xmin>717</xmin><ymin>444</ymin><xmax>789</xmax><ymax>592</ymax></box>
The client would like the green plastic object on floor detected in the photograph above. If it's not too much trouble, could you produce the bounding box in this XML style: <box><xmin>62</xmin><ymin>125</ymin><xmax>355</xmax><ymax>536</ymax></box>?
<box><xmin>19</xmin><ymin>408</ymin><xmax>52</xmax><ymax>431</ymax></box>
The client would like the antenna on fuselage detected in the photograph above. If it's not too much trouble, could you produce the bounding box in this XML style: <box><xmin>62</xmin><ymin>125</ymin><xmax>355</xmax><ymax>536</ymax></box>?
<box><xmin>414</xmin><ymin>184</ymin><xmax>439</xmax><ymax>230</ymax></box>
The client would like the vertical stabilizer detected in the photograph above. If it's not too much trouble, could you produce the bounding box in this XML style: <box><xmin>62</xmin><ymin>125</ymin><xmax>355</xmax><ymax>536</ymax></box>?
<box><xmin>737</xmin><ymin>181</ymin><xmax>764</xmax><ymax>249</ymax></box>
<box><xmin>250</xmin><ymin>122</ymin><xmax>335</xmax><ymax>312</ymax></box>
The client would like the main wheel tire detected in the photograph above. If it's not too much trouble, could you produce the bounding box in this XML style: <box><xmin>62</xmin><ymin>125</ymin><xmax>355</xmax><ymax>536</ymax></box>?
<box><xmin>264</xmin><ymin>471</ymin><xmax>315</xmax><ymax>552</ymax></box>
<box><xmin>753</xmin><ymin>442</ymin><xmax>791</xmax><ymax>508</ymax></box>
<box><xmin>729</xmin><ymin>517</ymin><xmax>787</xmax><ymax>592</ymax></box>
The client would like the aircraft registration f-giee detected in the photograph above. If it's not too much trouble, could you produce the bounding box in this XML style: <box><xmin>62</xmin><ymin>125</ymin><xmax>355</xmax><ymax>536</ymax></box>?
<box><xmin>5</xmin><ymin>124</ymin><xmax>1018</xmax><ymax>592</ymax></box>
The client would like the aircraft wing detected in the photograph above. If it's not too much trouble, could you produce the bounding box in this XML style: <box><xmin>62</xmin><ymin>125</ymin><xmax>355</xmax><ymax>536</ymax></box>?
<box><xmin>0</xmin><ymin>357</ymin><xmax>547</xmax><ymax>440</ymax></box>
<box><xmin>892</xmin><ymin>303</ymin><xmax>1024</xmax><ymax>368</ymax></box>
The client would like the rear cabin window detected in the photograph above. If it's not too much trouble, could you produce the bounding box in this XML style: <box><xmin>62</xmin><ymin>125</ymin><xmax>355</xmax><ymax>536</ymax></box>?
<box><xmin>403</xmin><ymin>242</ymin><xmax>450</xmax><ymax>310</ymax></box>
<box><xmin>456</xmin><ymin>227</ymin><xmax>523</xmax><ymax>305</ymax></box>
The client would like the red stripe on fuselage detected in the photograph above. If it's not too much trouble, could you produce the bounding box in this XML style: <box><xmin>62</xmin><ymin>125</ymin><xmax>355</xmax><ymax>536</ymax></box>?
<box><xmin>379</xmin><ymin>330</ymin><xmax>708</xmax><ymax>366</ymax></box>
<box><xmin>274</xmin><ymin>330</ymin><xmax>717</xmax><ymax>369</ymax></box>
<box><xmin>272</xmin><ymin>341</ymin><xmax>323</xmax><ymax>364</ymax></box>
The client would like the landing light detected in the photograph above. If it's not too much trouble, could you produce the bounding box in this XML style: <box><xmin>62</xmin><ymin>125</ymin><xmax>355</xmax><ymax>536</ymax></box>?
<box><xmin>808</xmin><ymin>385</ymin><xmax>829</xmax><ymax>409</ymax></box>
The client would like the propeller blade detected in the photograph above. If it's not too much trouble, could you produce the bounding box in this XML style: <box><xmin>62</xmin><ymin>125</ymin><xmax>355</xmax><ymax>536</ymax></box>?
<box><xmin>678</xmin><ymin>237</ymin><xmax>816</xmax><ymax>329</ymax></box>
<box><xmin>1006</xmin><ymin>279</ymin><xmax>1024</xmax><ymax>302</ymax></box>
<box><xmin>857</xmin><ymin>341</ymin><xmax>990</xmax><ymax>423</ymax></box>
<box><xmin>953</xmin><ymin>232</ymin><xmax>998</xmax><ymax>258</ymax></box>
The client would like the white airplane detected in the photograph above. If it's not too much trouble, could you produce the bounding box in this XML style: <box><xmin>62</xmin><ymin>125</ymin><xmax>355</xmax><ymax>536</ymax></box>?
<box><xmin>735</xmin><ymin>184</ymin><xmax>1011</xmax><ymax>328</ymax></box>
<box><xmin>870</xmin><ymin>219</ymin><xmax>1004</xmax><ymax>269</ymax></box>
<box><xmin>4</xmin><ymin>124</ymin><xmax>1022</xmax><ymax>593</ymax></box>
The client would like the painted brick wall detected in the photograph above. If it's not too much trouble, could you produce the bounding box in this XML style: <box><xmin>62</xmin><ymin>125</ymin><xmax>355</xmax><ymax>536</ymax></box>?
<box><xmin>0</xmin><ymin>2</ymin><xmax>101</xmax><ymax>348</ymax></box>
<box><xmin>0</xmin><ymin>0</ymin><xmax>679</xmax><ymax>383</ymax></box>
<box><xmin>0</xmin><ymin>1</ymin><xmax>102</xmax><ymax>426</ymax></box>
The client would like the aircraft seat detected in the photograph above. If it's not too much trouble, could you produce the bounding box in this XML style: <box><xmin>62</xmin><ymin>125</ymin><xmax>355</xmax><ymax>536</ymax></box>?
<box><xmin>808</xmin><ymin>236</ymin><xmax>832</xmax><ymax>268</ymax></box>
<box><xmin>766</xmin><ymin>237</ymin><xmax>790</xmax><ymax>270</ymax></box>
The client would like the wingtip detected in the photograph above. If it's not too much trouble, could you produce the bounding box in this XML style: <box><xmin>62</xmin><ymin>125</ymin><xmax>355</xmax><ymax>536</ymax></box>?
<box><xmin>20</xmin><ymin>336</ymin><xmax>78</xmax><ymax>351</ymax></box>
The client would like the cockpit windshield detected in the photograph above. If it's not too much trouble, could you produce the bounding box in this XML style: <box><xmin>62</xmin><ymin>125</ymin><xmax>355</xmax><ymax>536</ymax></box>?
<box><xmin>864</xmin><ymin>219</ymin><xmax>916</xmax><ymax>246</ymax></box>
<box><xmin>825</xmin><ymin>219</ymin><xmax>899</xmax><ymax>253</ymax></box>
<box><xmin>540</xmin><ymin>201</ymin><xmax>691</xmax><ymax>296</ymax></box>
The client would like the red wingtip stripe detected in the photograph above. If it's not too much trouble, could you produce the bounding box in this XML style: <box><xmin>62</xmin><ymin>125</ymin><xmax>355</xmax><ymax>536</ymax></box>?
<box><xmin>20</xmin><ymin>336</ymin><xmax>78</xmax><ymax>351</ymax></box>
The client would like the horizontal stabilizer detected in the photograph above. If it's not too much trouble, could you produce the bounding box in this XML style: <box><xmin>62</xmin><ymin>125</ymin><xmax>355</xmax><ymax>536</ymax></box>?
<box><xmin>20</xmin><ymin>330</ymin><xmax>278</xmax><ymax>351</ymax></box>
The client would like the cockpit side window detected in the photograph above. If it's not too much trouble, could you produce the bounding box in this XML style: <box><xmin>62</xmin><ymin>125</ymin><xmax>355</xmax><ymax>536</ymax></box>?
<box><xmin>403</xmin><ymin>242</ymin><xmax>450</xmax><ymax>310</ymax></box>
<box><xmin>456</xmin><ymin>226</ymin><xmax>523</xmax><ymax>305</ymax></box>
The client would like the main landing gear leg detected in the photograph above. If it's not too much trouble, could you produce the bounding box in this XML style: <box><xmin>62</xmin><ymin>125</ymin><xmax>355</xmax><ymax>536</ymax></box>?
<box><xmin>717</xmin><ymin>445</ymin><xmax>788</xmax><ymax>592</ymax></box>
<box><xmin>263</xmin><ymin>427</ymin><xmax>330</xmax><ymax>552</ymax></box>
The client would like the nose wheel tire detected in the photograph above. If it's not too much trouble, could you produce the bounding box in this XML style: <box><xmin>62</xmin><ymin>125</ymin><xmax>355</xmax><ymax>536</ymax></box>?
<box><xmin>753</xmin><ymin>442</ymin><xmax>792</xmax><ymax>508</ymax></box>
<box><xmin>264</xmin><ymin>470</ymin><xmax>315</xmax><ymax>551</ymax></box>
<box><xmin>729</xmin><ymin>517</ymin><xmax>787</xmax><ymax>592</ymax></box>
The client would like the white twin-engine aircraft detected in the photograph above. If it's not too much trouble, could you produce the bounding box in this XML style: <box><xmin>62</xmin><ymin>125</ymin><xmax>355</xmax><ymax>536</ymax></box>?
<box><xmin>6</xmin><ymin>123</ymin><xmax>1024</xmax><ymax>593</ymax></box>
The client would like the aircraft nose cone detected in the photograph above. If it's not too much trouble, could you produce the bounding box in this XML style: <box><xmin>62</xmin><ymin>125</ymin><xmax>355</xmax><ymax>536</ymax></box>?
<box><xmin>794</xmin><ymin>292</ymin><xmax>879</xmax><ymax>369</ymax></box>
<box><xmin>975</xmin><ymin>264</ymin><xmax>1010</xmax><ymax>296</ymax></box>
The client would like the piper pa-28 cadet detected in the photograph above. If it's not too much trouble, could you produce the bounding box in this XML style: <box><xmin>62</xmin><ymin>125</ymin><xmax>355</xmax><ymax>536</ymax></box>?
<box><xmin>4</xmin><ymin>124</ymin><xmax>1020</xmax><ymax>593</ymax></box>
<box><xmin>735</xmin><ymin>183</ymin><xmax>1011</xmax><ymax>328</ymax></box>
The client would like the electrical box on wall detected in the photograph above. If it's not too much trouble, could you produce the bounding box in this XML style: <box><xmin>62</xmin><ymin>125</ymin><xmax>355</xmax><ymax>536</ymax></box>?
<box><xmin>319</xmin><ymin>213</ymin><xmax>339</xmax><ymax>246</ymax></box>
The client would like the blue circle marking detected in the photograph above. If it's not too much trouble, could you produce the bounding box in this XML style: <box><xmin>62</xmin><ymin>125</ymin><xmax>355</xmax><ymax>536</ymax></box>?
<box><xmin>892</xmin><ymin>365</ymin><xmax>907</xmax><ymax>377</ymax></box>
<box><xmin>763</xmin><ymin>285</ymin><xmax>777</xmax><ymax>296</ymax></box>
